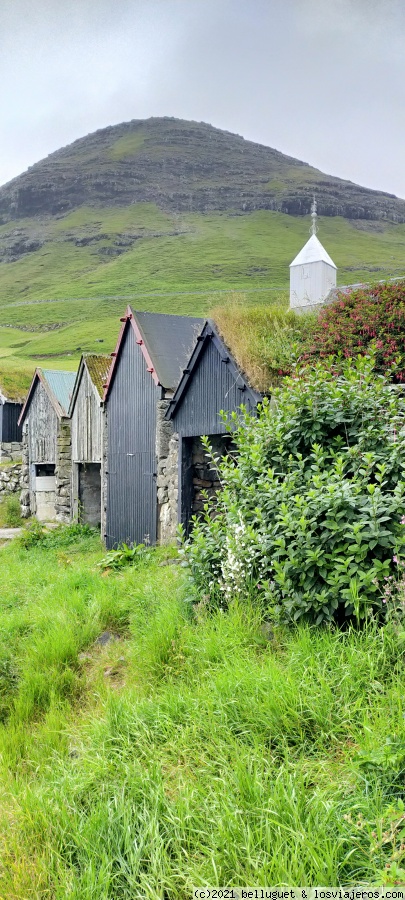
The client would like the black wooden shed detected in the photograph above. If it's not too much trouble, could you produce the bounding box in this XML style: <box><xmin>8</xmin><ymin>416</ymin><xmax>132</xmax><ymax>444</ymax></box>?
<box><xmin>0</xmin><ymin>390</ymin><xmax>23</xmax><ymax>454</ymax></box>
<box><xmin>165</xmin><ymin>319</ymin><xmax>262</xmax><ymax>534</ymax></box>
<box><xmin>103</xmin><ymin>307</ymin><xmax>204</xmax><ymax>549</ymax></box>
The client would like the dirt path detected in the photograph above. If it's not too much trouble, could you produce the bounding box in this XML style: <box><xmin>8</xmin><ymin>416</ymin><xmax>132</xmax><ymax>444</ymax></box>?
<box><xmin>0</xmin><ymin>528</ymin><xmax>22</xmax><ymax>540</ymax></box>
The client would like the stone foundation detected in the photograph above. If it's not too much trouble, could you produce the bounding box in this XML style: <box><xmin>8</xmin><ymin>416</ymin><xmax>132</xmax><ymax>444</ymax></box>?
<box><xmin>156</xmin><ymin>400</ymin><xmax>179</xmax><ymax>543</ymax></box>
<box><xmin>20</xmin><ymin>424</ymin><xmax>30</xmax><ymax>518</ymax></box>
<box><xmin>55</xmin><ymin>420</ymin><xmax>72</xmax><ymax>523</ymax></box>
<box><xmin>0</xmin><ymin>441</ymin><xmax>23</xmax><ymax>463</ymax></box>
<box><xmin>190</xmin><ymin>435</ymin><xmax>228</xmax><ymax>515</ymax></box>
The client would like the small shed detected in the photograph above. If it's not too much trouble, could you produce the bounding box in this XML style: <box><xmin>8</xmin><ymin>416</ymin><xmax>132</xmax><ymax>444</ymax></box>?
<box><xmin>18</xmin><ymin>368</ymin><xmax>76</xmax><ymax>522</ymax></box>
<box><xmin>289</xmin><ymin>233</ymin><xmax>337</xmax><ymax>312</ymax></box>
<box><xmin>0</xmin><ymin>390</ymin><xmax>23</xmax><ymax>461</ymax></box>
<box><xmin>103</xmin><ymin>307</ymin><xmax>204</xmax><ymax>548</ymax></box>
<box><xmin>69</xmin><ymin>354</ymin><xmax>112</xmax><ymax>527</ymax></box>
<box><xmin>165</xmin><ymin>320</ymin><xmax>262</xmax><ymax>534</ymax></box>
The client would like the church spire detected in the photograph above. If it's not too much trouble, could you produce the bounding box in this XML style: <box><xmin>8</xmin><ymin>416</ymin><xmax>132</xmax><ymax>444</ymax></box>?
<box><xmin>289</xmin><ymin>198</ymin><xmax>337</xmax><ymax>311</ymax></box>
<box><xmin>310</xmin><ymin>195</ymin><xmax>318</xmax><ymax>236</ymax></box>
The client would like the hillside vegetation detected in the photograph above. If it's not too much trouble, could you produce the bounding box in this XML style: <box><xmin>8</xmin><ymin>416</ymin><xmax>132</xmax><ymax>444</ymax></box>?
<box><xmin>1</xmin><ymin>528</ymin><xmax>405</xmax><ymax>896</ymax></box>
<box><xmin>0</xmin><ymin>118</ymin><xmax>405</xmax><ymax>379</ymax></box>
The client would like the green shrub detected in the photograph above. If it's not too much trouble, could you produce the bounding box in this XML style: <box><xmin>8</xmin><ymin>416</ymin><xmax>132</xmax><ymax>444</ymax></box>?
<box><xmin>40</xmin><ymin>522</ymin><xmax>95</xmax><ymax>549</ymax></box>
<box><xmin>181</xmin><ymin>356</ymin><xmax>405</xmax><ymax>625</ymax></box>
<box><xmin>98</xmin><ymin>542</ymin><xmax>150</xmax><ymax>570</ymax></box>
<box><xmin>2</xmin><ymin>495</ymin><xmax>22</xmax><ymax>527</ymax></box>
<box><xmin>18</xmin><ymin>521</ymin><xmax>95</xmax><ymax>550</ymax></box>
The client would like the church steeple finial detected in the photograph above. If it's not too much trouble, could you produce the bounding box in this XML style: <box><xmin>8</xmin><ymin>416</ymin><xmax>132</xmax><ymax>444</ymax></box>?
<box><xmin>310</xmin><ymin>195</ymin><xmax>318</xmax><ymax>236</ymax></box>
<box><xmin>289</xmin><ymin>195</ymin><xmax>337</xmax><ymax>311</ymax></box>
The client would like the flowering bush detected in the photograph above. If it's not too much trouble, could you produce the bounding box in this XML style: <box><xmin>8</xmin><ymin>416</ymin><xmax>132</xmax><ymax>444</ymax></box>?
<box><xmin>304</xmin><ymin>280</ymin><xmax>405</xmax><ymax>380</ymax></box>
<box><xmin>379</xmin><ymin>542</ymin><xmax>405</xmax><ymax>630</ymax></box>
<box><xmin>180</xmin><ymin>357</ymin><xmax>405</xmax><ymax>625</ymax></box>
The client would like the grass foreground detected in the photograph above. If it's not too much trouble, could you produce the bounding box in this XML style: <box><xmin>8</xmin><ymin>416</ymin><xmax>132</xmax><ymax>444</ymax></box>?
<box><xmin>0</xmin><ymin>529</ymin><xmax>405</xmax><ymax>897</ymax></box>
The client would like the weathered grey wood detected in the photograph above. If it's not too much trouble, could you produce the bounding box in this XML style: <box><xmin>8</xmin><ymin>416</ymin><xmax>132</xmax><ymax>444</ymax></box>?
<box><xmin>27</xmin><ymin>381</ymin><xmax>58</xmax><ymax>463</ymax></box>
<box><xmin>71</xmin><ymin>366</ymin><xmax>102</xmax><ymax>463</ymax></box>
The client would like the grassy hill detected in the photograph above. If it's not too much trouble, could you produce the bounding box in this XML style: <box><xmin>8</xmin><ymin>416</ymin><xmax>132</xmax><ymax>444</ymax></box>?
<box><xmin>0</xmin><ymin>118</ymin><xmax>405</xmax><ymax>381</ymax></box>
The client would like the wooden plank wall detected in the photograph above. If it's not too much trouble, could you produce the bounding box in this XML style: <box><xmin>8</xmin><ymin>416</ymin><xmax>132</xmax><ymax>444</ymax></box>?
<box><xmin>71</xmin><ymin>366</ymin><xmax>102</xmax><ymax>463</ymax></box>
<box><xmin>28</xmin><ymin>382</ymin><xmax>58</xmax><ymax>463</ymax></box>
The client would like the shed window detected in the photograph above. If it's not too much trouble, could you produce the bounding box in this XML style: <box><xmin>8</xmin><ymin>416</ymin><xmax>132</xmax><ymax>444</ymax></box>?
<box><xmin>35</xmin><ymin>463</ymin><xmax>55</xmax><ymax>477</ymax></box>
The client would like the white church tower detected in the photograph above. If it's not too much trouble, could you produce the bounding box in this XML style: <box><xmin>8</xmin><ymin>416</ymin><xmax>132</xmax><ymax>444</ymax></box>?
<box><xmin>289</xmin><ymin>198</ymin><xmax>337</xmax><ymax>312</ymax></box>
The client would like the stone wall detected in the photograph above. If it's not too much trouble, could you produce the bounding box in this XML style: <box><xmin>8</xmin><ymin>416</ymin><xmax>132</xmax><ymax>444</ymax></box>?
<box><xmin>55</xmin><ymin>420</ymin><xmax>72</xmax><ymax>523</ymax></box>
<box><xmin>156</xmin><ymin>400</ymin><xmax>179</xmax><ymax>543</ymax></box>
<box><xmin>191</xmin><ymin>435</ymin><xmax>227</xmax><ymax>515</ymax></box>
<box><xmin>0</xmin><ymin>461</ymin><xmax>24</xmax><ymax>499</ymax></box>
<box><xmin>20</xmin><ymin>423</ymin><xmax>30</xmax><ymax>518</ymax></box>
<box><xmin>0</xmin><ymin>441</ymin><xmax>23</xmax><ymax>463</ymax></box>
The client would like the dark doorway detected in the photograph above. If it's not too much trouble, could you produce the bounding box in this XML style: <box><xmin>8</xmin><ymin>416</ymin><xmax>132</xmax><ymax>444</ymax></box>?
<box><xmin>181</xmin><ymin>434</ymin><xmax>232</xmax><ymax>535</ymax></box>
<box><xmin>78</xmin><ymin>463</ymin><xmax>101</xmax><ymax>527</ymax></box>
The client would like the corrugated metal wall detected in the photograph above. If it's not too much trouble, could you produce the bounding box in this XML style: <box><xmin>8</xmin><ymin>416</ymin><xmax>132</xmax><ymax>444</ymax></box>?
<box><xmin>171</xmin><ymin>339</ymin><xmax>257</xmax><ymax>437</ymax></box>
<box><xmin>71</xmin><ymin>367</ymin><xmax>103</xmax><ymax>463</ymax></box>
<box><xmin>1</xmin><ymin>402</ymin><xmax>23</xmax><ymax>443</ymax></box>
<box><xmin>106</xmin><ymin>324</ymin><xmax>158</xmax><ymax>548</ymax></box>
<box><xmin>28</xmin><ymin>382</ymin><xmax>58</xmax><ymax>463</ymax></box>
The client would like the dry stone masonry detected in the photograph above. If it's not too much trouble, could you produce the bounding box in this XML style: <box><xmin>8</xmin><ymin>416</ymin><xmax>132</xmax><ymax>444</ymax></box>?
<box><xmin>0</xmin><ymin>441</ymin><xmax>23</xmax><ymax>463</ymax></box>
<box><xmin>20</xmin><ymin>424</ymin><xmax>30</xmax><ymax>518</ymax></box>
<box><xmin>0</xmin><ymin>462</ymin><xmax>24</xmax><ymax>499</ymax></box>
<box><xmin>55</xmin><ymin>421</ymin><xmax>72</xmax><ymax>523</ymax></box>
<box><xmin>156</xmin><ymin>400</ymin><xmax>179</xmax><ymax>543</ymax></box>
<box><xmin>191</xmin><ymin>435</ymin><xmax>227</xmax><ymax>515</ymax></box>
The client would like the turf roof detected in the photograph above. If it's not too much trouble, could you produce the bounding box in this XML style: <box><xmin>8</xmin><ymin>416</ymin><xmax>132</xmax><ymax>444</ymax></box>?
<box><xmin>85</xmin><ymin>355</ymin><xmax>112</xmax><ymax>398</ymax></box>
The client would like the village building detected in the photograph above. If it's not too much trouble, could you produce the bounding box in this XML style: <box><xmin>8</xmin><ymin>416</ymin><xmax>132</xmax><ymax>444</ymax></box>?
<box><xmin>19</xmin><ymin>368</ymin><xmax>76</xmax><ymax>522</ymax></box>
<box><xmin>0</xmin><ymin>388</ymin><xmax>23</xmax><ymax>462</ymax></box>
<box><xmin>103</xmin><ymin>307</ymin><xmax>204</xmax><ymax>549</ymax></box>
<box><xmin>289</xmin><ymin>199</ymin><xmax>337</xmax><ymax>312</ymax></box>
<box><xmin>165</xmin><ymin>320</ymin><xmax>262</xmax><ymax>534</ymax></box>
<box><xmin>68</xmin><ymin>354</ymin><xmax>112</xmax><ymax>528</ymax></box>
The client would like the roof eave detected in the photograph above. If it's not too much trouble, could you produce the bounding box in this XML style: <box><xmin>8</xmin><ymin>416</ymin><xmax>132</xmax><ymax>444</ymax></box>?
<box><xmin>68</xmin><ymin>356</ymin><xmax>86</xmax><ymax>417</ymax></box>
<box><xmin>103</xmin><ymin>307</ymin><xmax>162</xmax><ymax>402</ymax></box>
<box><xmin>18</xmin><ymin>368</ymin><xmax>65</xmax><ymax>425</ymax></box>
<box><xmin>165</xmin><ymin>319</ymin><xmax>262</xmax><ymax>421</ymax></box>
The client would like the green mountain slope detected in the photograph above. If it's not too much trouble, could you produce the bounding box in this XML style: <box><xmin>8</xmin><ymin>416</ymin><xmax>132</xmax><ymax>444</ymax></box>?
<box><xmin>0</xmin><ymin>117</ymin><xmax>405</xmax><ymax>378</ymax></box>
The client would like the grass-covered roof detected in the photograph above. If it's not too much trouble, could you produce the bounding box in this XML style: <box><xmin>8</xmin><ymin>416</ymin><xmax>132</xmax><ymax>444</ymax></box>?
<box><xmin>211</xmin><ymin>296</ymin><xmax>315</xmax><ymax>392</ymax></box>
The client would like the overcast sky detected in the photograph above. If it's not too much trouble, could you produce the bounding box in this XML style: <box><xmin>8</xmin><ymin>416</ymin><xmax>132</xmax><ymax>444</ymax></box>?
<box><xmin>1</xmin><ymin>0</ymin><xmax>404</xmax><ymax>198</ymax></box>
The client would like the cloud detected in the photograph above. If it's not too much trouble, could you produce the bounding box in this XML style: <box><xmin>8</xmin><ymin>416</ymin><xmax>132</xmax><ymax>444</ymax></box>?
<box><xmin>0</xmin><ymin>0</ymin><xmax>404</xmax><ymax>198</ymax></box>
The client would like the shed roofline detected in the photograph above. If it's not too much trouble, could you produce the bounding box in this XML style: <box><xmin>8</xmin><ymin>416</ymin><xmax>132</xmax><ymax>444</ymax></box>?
<box><xmin>103</xmin><ymin>306</ymin><xmax>160</xmax><ymax>402</ymax></box>
<box><xmin>165</xmin><ymin>319</ymin><xmax>262</xmax><ymax>421</ymax></box>
<box><xmin>68</xmin><ymin>354</ymin><xmax>107</xmax><ymax>416</ymax></box>
<box><xmin>0</xmin><ymin>391</ymin><xmax>22</xmax><ymax>406</ymax></box>
<box><xmin>18</xmin><ymin>368</ymin><xmax>68</xmax><ymax>425</ymax></box>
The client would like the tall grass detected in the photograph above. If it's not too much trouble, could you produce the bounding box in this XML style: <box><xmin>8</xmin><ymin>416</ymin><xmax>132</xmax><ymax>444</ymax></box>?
<box><xmin>0</xmin><ymin>533</ymin><xmax>404</xmax><ymax>896</ymax></box>
<box><xmin>211</xmin><ymin>296</ymin><xmax>315</xmax><ymax>389</ymax></box>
